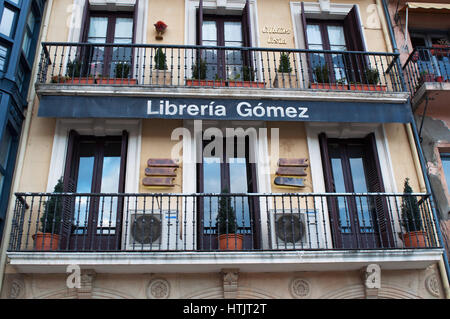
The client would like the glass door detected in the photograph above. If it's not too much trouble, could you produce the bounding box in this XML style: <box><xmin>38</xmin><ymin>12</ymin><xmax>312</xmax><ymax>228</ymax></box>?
<box><xmin>85</xmin><ymin>13</ymin><xmax>134</xmax><ymax>77</ymax></box>
<box><xmin>68</xmin><ymin>135</ymin><xmax>127</xmax><ymax>251</ymax></box>
<box><xmin>197</xmin><ymin>135</ymin><xmax>258</xmax><ymax>250</ymax></box>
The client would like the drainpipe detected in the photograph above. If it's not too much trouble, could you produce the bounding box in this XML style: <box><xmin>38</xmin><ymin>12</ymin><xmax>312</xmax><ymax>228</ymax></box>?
<box><xmin>0</xmin><ymin>0</ymin><xmax>54</xmax><ymax>295</ymax></box>
<box><xmin>381</xmin><ymin>0</ymin><xmax>450</xmax><ymax>296</ymax></box>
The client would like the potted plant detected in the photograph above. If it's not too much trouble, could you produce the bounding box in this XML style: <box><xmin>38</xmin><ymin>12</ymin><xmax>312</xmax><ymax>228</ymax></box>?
<box><xmin>98</xmin><ymin>62</ymin><xmax>137</xmax><ymax>85</ymax></box>
<box><xmin>400</xmin><ymin>178</ymin><xmax>428</xmax><ymax>248</ymax></box>
<box><xmin>228</xmin><ymin>66</ymin><xmax>265</xmax><ymax>88</ymax></box>
<box><xmin>64</xmin><ymin>59</ymin><xmax>95</xmax><ymax>84</ymax></box>
<box><xmin>186</xmin><ymin>58</ymin><xmax>225</xmax><ymax>87</ymax></box>
<box><xmin>310</xmin><ymin>65</ymin><xmax>347</xmax><ymax>90</ymax></box>
<box><xmin>418</xmin><ymin>70</ymin><xmax>436</xmax><ymax>84</ymax></box>
<box><xmin>349</xmin><ymin>68</ymin><xmax>386</xmax><ymax>91</ymax></box>
<box><xmin>154</xmin><ymin>20</ymin><xmax>167</xmax><ymax>40</ymax></box>
<box><xmin>216</xmin><ymin>189</ymin><xmax>243</xmax><ymax>250</ymax></box>
<box><xmin>273</xmin><ymin>52</ymin><xmax>298</xmax><ymax>88</ymax></box>
<box><xmin>32</xmin><ymin>178</ymin><xmax>63</xmax><ymax>251</ymax></box>
<box><xmin>430</xmin><ymin>40</ymin><xmax>449</xmax><ymax>58</ymax></box>
<box><xmin>151</xmin><ymin>48</ymin><xmax>171</xmax><ymax>85</ymax></box>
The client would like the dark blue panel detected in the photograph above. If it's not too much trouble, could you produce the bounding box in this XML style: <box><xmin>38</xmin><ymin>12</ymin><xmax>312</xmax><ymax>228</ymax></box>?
<box><xmin>37</xmin><ymin>95</ymin><xmax>413</xmax><ymax>123</ymax></box>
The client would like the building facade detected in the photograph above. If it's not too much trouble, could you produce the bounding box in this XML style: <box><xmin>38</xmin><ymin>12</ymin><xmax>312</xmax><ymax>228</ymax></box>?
<box><xmin>0</xmin><ymin>0</ymin><xmax>46</xmax><ymax>245</ymax></box>
<box><xmin>387</xmin><ymin>0</ymin><xmax>450</xmax><ymax>261</ymax></box>
<box><xmin>0</xmin><ymin>0</ymin><xmax>448</xmax><ymax>299</ymax></box>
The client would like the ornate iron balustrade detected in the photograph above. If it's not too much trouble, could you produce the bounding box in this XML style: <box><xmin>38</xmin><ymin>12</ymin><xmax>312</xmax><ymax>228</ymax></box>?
<box><xmin>37</xmin><ymin>42</ymin><xmax>404</xmax><ymax>92</ymax></box>
<box><xmin>403</xmin><ymin>46</ymin><xmax>450</xmax><ymax>94</ymax></box>
<box><xmin>8</xmin><ymin>192</ymin><xmax>439</xmax><ymax>252</ymax></box>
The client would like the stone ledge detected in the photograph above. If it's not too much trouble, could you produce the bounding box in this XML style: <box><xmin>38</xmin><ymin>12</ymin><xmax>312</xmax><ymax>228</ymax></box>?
<box><xmin>6</xmin><ymin>249</ymin><xmax>444</xmax><ymax>274</ymax></box>
<box><xmin>36</xmin><ymin>84</ymin><xmax>410</xmax><ymax>104</ymax></box>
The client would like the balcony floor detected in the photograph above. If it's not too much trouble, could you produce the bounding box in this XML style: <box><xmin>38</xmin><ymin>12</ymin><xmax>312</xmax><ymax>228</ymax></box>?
<box><xmin>6</xmin><ymin>248</ymin><xmax>444</xmax><ymax>274</ymax></box>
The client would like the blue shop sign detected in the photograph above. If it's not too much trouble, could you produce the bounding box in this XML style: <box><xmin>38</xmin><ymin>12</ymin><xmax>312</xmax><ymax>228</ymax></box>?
<box><xmin>38</xmin><ymin>95</ymin><xmax>412</xmax><ymax>123</ymax></box>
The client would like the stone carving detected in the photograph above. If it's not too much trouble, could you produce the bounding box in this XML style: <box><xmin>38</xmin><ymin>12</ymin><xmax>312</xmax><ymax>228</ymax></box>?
<box><xmin>147</xmin><ymin>278</ymin><xmax>170</xmax><ymax>299</ymax></box>
<box><xmin>222</xmin><ymin>268</ymin><xmax>239</xmax><ymax>299</ymax></box>
<box><xmin>77</xmin><ymin>270</ymin><xmax>96</xmax><ymax>299</ymax></box>
<box><xmin>290</xmin><ymin>278</ymin><xmax>311</xmax><ymax>298</ymax></box>
<box><xmin>9</xmin><ymin>279</ymin><xmax>25</xmax><ymax>299</ymax></box>
<box><xmin>425</xmin><ymin>274</ymin><xmax>441</xmax><ymax>297</ymax></box>
<box><xmin>363</xmin><ymin>264</ymin><xmax>381</xmax><ymax>299</ymax></box>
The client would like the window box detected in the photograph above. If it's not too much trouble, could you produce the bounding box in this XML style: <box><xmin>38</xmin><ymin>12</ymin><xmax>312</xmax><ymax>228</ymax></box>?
<box><xmin>430</xmin><ymin>44</ymin><xmax>449</xmax><ymax>58</ymax></box>
<box><xmin>349</xmin><ymin>83</ymin><xmax>387</xmax><ymax>92</ymax></box>
<box><xmin>65</xmin><ymin>77</ymin><xmax>96</xmax><ymax>84</ymax></box>
<box><xmin>228</xmin><ymin>81</ymin><xmax>265</xmax><ymax>88</ymax></box>
<box><xmin>311</xmin><ymin>83</ymin><xmax>348</xmax><ymax>90</ymax></box>
<box><xmin>186</xmin><ymin>79</ymin><xmax>226</xmax><ymax>87</ymax></box>
<box><xmin>97</xmin><ymin>78</ymin><xmax>137</xmax><ymax>85</ymax></box>
<box><xmin>273</xmin><ymin>72</ymin><xmax>299</xmax><ymax>89</ymax></box>
<box><xmin>150</xmin><ymin>70</ymin><xmax>172</xmax><ymax>85</ymax></box>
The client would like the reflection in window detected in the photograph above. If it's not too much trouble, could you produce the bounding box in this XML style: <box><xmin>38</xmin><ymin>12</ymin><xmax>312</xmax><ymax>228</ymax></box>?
<box><xmin>0</xmin><ymin>7</ymin><xmax>16</xmax><ymax>37</ymax></box>
<box><xmin>0</xmin><ymin>45</ymin><xmax>7</xmax><ymax>71</ymax></box>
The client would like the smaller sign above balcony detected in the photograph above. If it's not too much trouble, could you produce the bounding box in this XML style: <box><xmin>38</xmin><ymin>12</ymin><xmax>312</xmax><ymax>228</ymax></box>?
<box><xmin>37</xmin><ymin>95</ymin><xmax>413</xmax><ymax>123</ymax></box>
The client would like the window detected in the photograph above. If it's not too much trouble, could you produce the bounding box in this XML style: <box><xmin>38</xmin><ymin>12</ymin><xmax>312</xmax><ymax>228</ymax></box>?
<box><xmin>21</xmin><ymin>9</ymin><xmax>36</xmax><ymax>59</ymax></box>
<box><xmin>0</xmin><ymin>6</ymin><xmax>17</xmax><ymax>38</ymax></box>
<box><xmin>301</xmin><ymin>4</ymin><xmax>366</xmax><ymax>84</ymax></box>
<box><xmin>441</xmin><ymin>153</ymin><xmax>450</xmax><ymax>193</ymax></box>
<box><xmin>197</xmin><ymin>135</ymin><xmax>259</xmax><ymax>250</ymax></box>
<box><xmin>319</xmin><ymin>133</ymin><xmax>394</xmax><ymax>249</ymax></box>
<box><xmin>196</xmin><ymin>2</ymin><xmax>252</xmax><ymax>81</ymax></box>
<box><xmin>0</xmin><ymin>44</ymin><xmax>8</xmax><ymax>71</ymax></box>
<box><xmin>83</xmin><ymin>12</ymin><xmax>134</xmax><ymax>77</ymax></box>
<box><xmin>61</xmin><ymin>130</ymin><xmax>128</xmax><ymax>251</ymax></box>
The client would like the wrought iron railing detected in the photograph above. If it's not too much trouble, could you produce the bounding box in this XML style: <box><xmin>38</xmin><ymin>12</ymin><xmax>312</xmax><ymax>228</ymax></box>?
<box><xmin>37</xmin><ymin>42</ymin><xmax>404</xmax><ymax>92</ymax></box>
<box><xmin>8</xmin><ymin>192</ymin><xmax>440</xmax><ymax>252</ymax></box>
<box><xmin>403</xmin><ymin>46</ymin><xmax>450</xmax><ymax>94</ymax></box>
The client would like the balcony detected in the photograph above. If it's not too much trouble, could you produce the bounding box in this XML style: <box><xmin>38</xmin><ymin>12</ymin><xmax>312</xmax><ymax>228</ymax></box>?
<box><xmin>403</xmin><ymin>46</ymin><xmax>450</xmax><ymax>113</ymax></box>
<box><xmin>6</xmin><ymin>192</ymin><xmax>444</xmax><ymax>273</ymax></box>
<box><xmin>36</xmin><ymin>43</ymin><xmax>406</xmax><ymax>99</ymax></box>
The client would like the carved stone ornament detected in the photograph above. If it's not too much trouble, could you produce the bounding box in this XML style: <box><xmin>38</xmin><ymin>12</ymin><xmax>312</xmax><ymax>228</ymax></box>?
<box><xmin>147</xmin><ymin>278</ymin><xmax>170</xmax><ymax>299</ymax></box>
<box><xmin>9</xmin><ymin>279</ymin><xmax>25</xmax><ymax>299</ymax></box>
<box><xmin>363</xmin><ymin>264</ymin><xmax>381</xmax><ymax>299</ymax></box>
<box><xmin>222</xmin><ymin>268</ymin><xmax>239</xmax><ymax>299</ymax></box>
<box><xmin>425</xmin><ymin>274</ymin><xmax>441</xmax><ymax>297</ymax></box>
<box><xmin>290</xmin><ymin>278</ymin><xmax>311</xmax><ymax>298</ymax></box>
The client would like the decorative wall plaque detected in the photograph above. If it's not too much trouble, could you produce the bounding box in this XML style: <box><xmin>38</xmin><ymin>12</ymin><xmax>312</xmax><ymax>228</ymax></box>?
<box><xmin>290</xmin><ymin>278</ymin><xmax>311</xmax><ymax>298</ymax></box>
<box><xmin>147</xmin><ymin>278</ymin><xmax>170</xmax><ymax>299</ymax></box>
<box><xmin>274</xmin><ymin>158</ymin><xmax>308</xmax><ymax>188</ymax></box>
<box><xmin>142</xmin><ymin>158</ymin><xmax>179</xmax><ymax>187</ymax></box>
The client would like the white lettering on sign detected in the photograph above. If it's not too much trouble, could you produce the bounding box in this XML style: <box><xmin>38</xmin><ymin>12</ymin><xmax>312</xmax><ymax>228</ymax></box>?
<box><xmin>147</xmin><ymin>100</ymin><xmax>309</xmax><ymax>119</ymax></box>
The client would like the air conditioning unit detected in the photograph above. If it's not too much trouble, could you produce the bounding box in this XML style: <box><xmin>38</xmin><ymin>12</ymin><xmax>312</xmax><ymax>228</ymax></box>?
<box><xmin>127</xmin><ymin>210</ymin><xmax>180</xmax><ymax>250</ymax></box>
<box><xmin>269</xmin><ymin>209</ymin><xmax>316</xmax><ymax>249</ymax></box>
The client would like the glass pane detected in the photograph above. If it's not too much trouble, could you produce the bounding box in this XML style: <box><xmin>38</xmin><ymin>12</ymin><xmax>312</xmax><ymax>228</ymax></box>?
<box><xmin>224</xmin><ymin>22</ymin><xmax>243</xmax><ymax>80</ymax></box>
<box><xmin>114</xmin><ymin>18</ymin><xmax>133</xmax><ymax>42</ymax></box>
<box><xmin>349</xmin><ymin>154</ymin><xmax>373</xmax><ymax>232</ymax></box>
<box><xmin>0</xmin><ymin>128</ymin><xmax>12</xmax><ymax>168</ymax></box>
<box><xmin>97</xmin><ymin>141</ymin><xmax>121</xmax><ymax>233</ymax></box>
<box><xmin>0</xmin><ymin>7</ymin><xmax>16</xmax><ymax>37</ymax></box>
<box><xmin>0</xmin><ymin>171</ymin><xmax>3</xmax><ymax>195</ymax></box>
<box><xmin>0</xmin><ymin>45</ymin><xmax>7</xmax><ymax>71</ymax></box>
<box><xmin>330</xmin><ymin>144</ymin><xmax>351</xmax><ymax>233</ymax></box>
<box><xmin>202</xmin><ymin>21</ymin><xmax>218</xmax><ymax>80</ymax></box>
<box><xmin>306</xmin><ymin>24</ymin><xmax>323</xmax><ymax>47</ymax></box>
<box><xmin>224</xmin><ymin>22</ymin><xmax>242</xmax><ymax>46</ymax></box>
<box><xmin>22</xmin><ymin>32</ymin><xmax>31</xmax><ymax>57</ymax></box>
<box><xmin>74</xmin><ymin>151</ymin><xmax>95</xmax><ymax>234</ymax></box>
<box><xmin>229</xmin><ymin>157</ymin><xmax>250</xmax><ymax>232</ymax></box>
<box><xmin>327</xmin><ymin>25</ymin><xmax>346</xmax><ymax>47</ymax></box>
<box><xmin>442</xmin><ymin>155</ymin><xmax>450</xmax><ymax>193</ymax></box>
<box><xmin>88</xmin><ymin>17</ymin><xmax>108</xmax><ymax>42</ymax></box>
<box><xmin>203</xmin><ymin>157</ymin><xmax>221</xmax><ymax>233</ymax></box>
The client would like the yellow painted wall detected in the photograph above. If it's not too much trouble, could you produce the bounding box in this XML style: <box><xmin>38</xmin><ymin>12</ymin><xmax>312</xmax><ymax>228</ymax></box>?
<box><xmin>146</xmin><ymin>0</ymin><xmax>185</xmax><ymax>45</ymax></box>
<box><xmin>46</xmin><ymin>0</ymin><xmax>73</xmax><ymax>42</ymax></box>
<box><xmin>139</xmin><ymin>119</ymin><xmax>184</xmax><ymax>194</ymax></box>
<box><xmin>267</xmin><ymin>122</ymin><xmax>312</xmax><ymax>193</ymax></box>
<box><xmin>384</xmin><ymin>123</ymin><xmax>421</xmax><ymax>193</ymax></box>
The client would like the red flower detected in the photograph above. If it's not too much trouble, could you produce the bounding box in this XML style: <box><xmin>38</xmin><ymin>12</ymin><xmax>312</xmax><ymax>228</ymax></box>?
<box><xmin>154</xmin><ymin>21</ymin><xmax>167</xmax><ymax>32</ymax></box>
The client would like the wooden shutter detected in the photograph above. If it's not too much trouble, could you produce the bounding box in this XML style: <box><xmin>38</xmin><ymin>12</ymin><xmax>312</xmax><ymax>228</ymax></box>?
<box><xmin>242</xmin><ymin>0</ymin><xmax>252</xmax><ymax>47</ymax></box>
<box><xmin>301</xmin><ymin>2</ymin><xmax>309</xmax><ymax>49</ymax></box>
<box><xmin>80</xmin><ymin>0</ymin><xmax>90</xmax><ymax>42</ymax></box>
<box><xmin>133</xmin><ymin>0</ymin><xmax>139</xmax><ymax>44</ymax></box>
<box><xmin>343</xmin><ymin>5</ymin><xmax>367</xmax><ymax>83</ymax></box>
<box><xmin>196</xmin><ymin>0</ymin><xmax>203</xmax><ymax>45</ymax></box>
<box><xmin>343</xmin><ymin>5</ymin><xmax>366</xmax><ymax>52</ymax></box>
<box><xmin>60</xmin><ymin>130</ymin><xmax>80</xmax><ymax>250</ymax></box>
<box><xmin>364</xmin><ymin>133</ymin><xmax>394</xmax><ymax>248</ymax></box>
<box><xmin>319</xmin><ymin>133</ymin><xmax>343</xmax><ymax>248</ymax></box>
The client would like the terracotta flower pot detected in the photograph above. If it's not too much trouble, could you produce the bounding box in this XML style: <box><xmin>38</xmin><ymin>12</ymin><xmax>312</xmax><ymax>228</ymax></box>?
<box><xmin>218</xmin><ymin>234</ymin><xmax>244</xmax><ymax>250</ymax></box>
<box><xmin>186</xmin><ymin>80</ymin><xmax>226</xmax><ymax>87</ymax></box>
<box><xmin>228</xmin><ymin>81</ymin><xmax>265</xmax><ymax>88</ymax></box>
<box><xmin>66</xmin><ymin>77</ymin><xmax>95</xmax><ymax>84</ymax></box>
<box><xmin>349</xmin><ymin>83</ymin><xmax>387</xmax><ymax>91</ymax></box>
<box><xmin>311</xmin><ymin>83</ymin><xmax>348</xmax><ymax>90</ymax></box>
<box><xmin>32</xmin><ymin>233</ymin><xmax>60</xmax><ymax>251</ymax></box>
<box><xmin>402</xmin><ymin>231</ymin><xmax>428</xmax><ymax>248</ymax></box>
<box><xmin>98</xmin><ymin>78</ymin><xmax>137</xmax><ymax>85</ymax></box>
